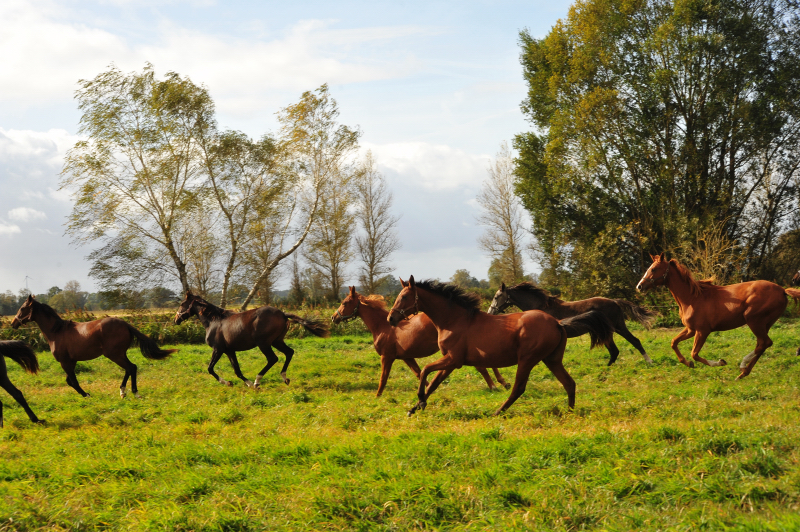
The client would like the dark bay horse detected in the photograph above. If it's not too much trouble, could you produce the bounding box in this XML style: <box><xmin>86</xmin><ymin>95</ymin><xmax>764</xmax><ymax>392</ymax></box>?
<box><xmin>488</xmin><ymin>282</ymin><xmax>656</xmax><ymax>365</ymax></box>
<box><xmin>11</xmin><ymin>295</ymin><xmax>176</xmax><ymax>398</ymax></box>
<box><xmin>636</xmin><ymin>253</ymin><xmax>800</xmax><ymax>378</ymax></box>
<box><xmin>388</xmin><ymin>277</ymin><xmax>614</xmax><ymax>416</ymax></box>
<box><xmin>332</xmin><ymin>286</ymin><xmax>510</xmax><ymax>395</ymax></box>
<box><xmin>0</xmin><ymin>340</ymin><xmax>41</xmax><ymax>427</ymax></box>
<box><xmin>175</xmin><ymin>292</ymin><xmax>329</xmax><ymax>387</ymax></box>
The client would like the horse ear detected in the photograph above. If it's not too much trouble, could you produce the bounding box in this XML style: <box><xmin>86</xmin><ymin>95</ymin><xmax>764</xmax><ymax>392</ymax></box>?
<box><xmin>649</xmin><ymin>253</ymin><xmax>655</xmax><ymax>261</ymax></box>
<box><xmin>399</xmin><ymin>277</ymin><xmax>407</xmax><ymax>288</ymax></box>
<box><xmin>501</xmin><ymin>282</ymin><xmax>506</xmax><ymax>291</ymax></box>
<box><xmin>409</xmin><ymin>275</ymin><xmax>416</xmax><ymax>287</ymax></box>
<box><xmin>349</xmin><ymin>286</ymin><xmax>356</xmax><ymax>296</ymax></box>
<box><xmin>659</xmin><ymin>252</ymin><xmax>666</xmax><ymax>262</ymax></box>
<box><xmin>186</xmin><ymin>290</ymin><xmax>193</xmax><ymax>297</ymax></box>
<box><xmin>27</xmin><ymin>294</ymin><xmax>34</xmax><ymax>301</ymax></box>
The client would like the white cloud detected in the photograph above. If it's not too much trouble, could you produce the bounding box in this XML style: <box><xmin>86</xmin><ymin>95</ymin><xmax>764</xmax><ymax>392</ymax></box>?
<box><xmin>0</xmin><ymin>221</ymin><xmax>21</xmax><ymax>236</ymax></box>
<box><xmin>8</xmin><ymin>207</ymin><xmax>47</xmax><ymax>222</ymax></box>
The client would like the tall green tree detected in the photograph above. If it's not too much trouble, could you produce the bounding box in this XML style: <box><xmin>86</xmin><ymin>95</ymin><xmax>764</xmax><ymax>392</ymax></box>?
<box><xmin>61</xmin><ymin>64</ymin><xmax>213</xmax><ymax>294</ymax></box>
<box><xmin>516</xmin><ymin>0</ymin><xmax>800</xmax><ymax>297</ymax></box>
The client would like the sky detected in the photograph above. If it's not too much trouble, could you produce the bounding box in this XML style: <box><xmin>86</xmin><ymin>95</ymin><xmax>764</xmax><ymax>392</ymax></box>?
<box><xmin>0</xmin><ymin>0</ymin><xmax>573</xmax><ymax>295</ymax></box>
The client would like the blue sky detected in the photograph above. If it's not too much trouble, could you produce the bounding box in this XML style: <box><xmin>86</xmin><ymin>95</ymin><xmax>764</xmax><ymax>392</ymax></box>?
<box><xmin>0</xmin><ymin>0</ymin><xmax>573</xmax><ymax>295</ymax></box>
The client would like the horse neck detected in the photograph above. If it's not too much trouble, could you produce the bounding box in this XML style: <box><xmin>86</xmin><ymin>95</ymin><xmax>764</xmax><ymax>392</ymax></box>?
<box><xmin>32</xmin><ymin>307</ymin><xmax>63</xmax><ymax>340</ymax></box>
<box><xmin>356</xmin><ymin>300</ymin><xmax>392</xmax><ymax>339</ymax></box>
<box><xmin>509</xmin><ymin>290</ymin><xmax>547</xmax><ymax>311</ymax></box>
<box><xmin>416</xmin><ymin>288</ymin><xmax>470</xmax><ymax>329</ymax></box>
<box><xmin>665</xmin><ymin>264</ymin><xmax>697</xmax><ymax>305</ymax></box>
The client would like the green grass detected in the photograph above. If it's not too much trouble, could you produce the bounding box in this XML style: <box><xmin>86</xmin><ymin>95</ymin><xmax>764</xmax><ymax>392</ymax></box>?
<box><xmin>2</xmin><ymin>324</ymin><xmax>800</xmax><ymax>531</ymax></box>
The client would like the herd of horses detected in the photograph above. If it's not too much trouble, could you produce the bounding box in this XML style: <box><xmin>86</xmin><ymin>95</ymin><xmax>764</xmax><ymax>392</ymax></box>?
<box><xmin>2</xmin><ymin>254</ymin><xmax>800</xmax><ymax>425</ymax></box>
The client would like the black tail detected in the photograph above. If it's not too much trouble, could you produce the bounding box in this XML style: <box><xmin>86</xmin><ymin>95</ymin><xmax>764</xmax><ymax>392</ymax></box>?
<box><xmin>559</xmin><ymin>311</ymin><xmax>614</xmax><ymax>349</ymax></box>
<box><xmin>285</xmin><ymin>314</ymin><xmax>331</xmax><ymax>338</ymax></box>
<box><xmin>0</xmin><ymin>340</ymin><xmax>39</xmax><ymax>374</ymax></box>
<box><xmin>126</xmin><ymin>324</ymin><xmax>177</xmax><ymax>360</ymax></box>
<box><xmin>614</xmin><ymin>299</ymin><xmax>657</xmax><ymax>328</ymax></box>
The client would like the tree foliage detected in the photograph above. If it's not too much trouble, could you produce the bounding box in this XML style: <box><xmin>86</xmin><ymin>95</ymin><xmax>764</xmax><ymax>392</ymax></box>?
<box><xmin>516</xmin><ymin>0</ymin><xmax>800</xmax><ymax>296</ymax></box>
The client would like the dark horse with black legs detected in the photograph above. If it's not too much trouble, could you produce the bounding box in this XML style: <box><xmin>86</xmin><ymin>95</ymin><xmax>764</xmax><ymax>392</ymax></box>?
<box><xmin>175</xmin><ymin>292</ymin><xmax>330</xmax><ymax>387</ymax></box>
<box><xmin>11</xmin><ymin>295</ymin><xmax>176</xmax><ymax>398</ymax></box>
<box><xmin>0</xmin><ymin>340</ymin><xmax>41</xmax><ymax>427</ymax></box>
<box><xmin>488</xmin><ymin>282</ymin><xmax>656</xmax><ymax>365</ymax></box>
<box><xmin>388</xmin><ymin>277</ymin><xmax>614</xmax><ymax>416</ymax></box>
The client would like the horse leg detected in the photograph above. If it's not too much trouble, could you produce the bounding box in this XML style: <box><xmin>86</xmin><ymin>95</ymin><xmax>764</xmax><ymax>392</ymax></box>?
<box><xmin>225</xmin><ymin>352</ymin><xmax>253</xmax><ymax>387</ymax></box>
<box><xmin>272</xmin><ymin>339</ymin><xmax>294</xmax><ymax>385</ymax></box>
<box><xmin>254</xmin><ymin>345</ymin><xmax>279</xmax><ymax>388</ymax></box>
<box><xmin>208</xmin><ymin>349</ymin><xmax>231</xmax><ymax>386</ymax></box>
<box><xmin>493</xmin><ymin>360</ymin><xmax>537</xmax><ymax>415</ymax></box>
<box><xmin>689</xmin><ymin>331</ymin><xmax>727</xmax><ymax>367</ymax></box>
<box><xmin>401</xmin><ymin>358</ymin><xmax>429</xmax><ymax>389</ymax></box>
<box><xmin>60</xmin><ymin>359</ymin><xmax>90</xmax><ymax>397</ymax></box>
<box><xmin>474</xmin><ymin>367</ymin><xmax>497</xmax><ymax>391</ymax></box>
<box><xmin>738</xmin><ymin>322</ymin><xmax>775</xmax><ymax>379</ymax></box>
<box><xmin>409</xmin><ymin>356</ymin><xmax>457</xmax><ymax>416</ymax></box>
<box><xmin>606</xmin><ymin>338</ymin><xmax>621</xmax><ymax>366</ymax></box>
<box><xmin>376</xmin><ymin>356</ymin><xmax>396</xmax><ymax>397</ymax></box>
<box><xmin>614</xmin><ymin>324</ymin><xmax>653</xmax><ymax>365</ymax></box>
<box><xmin>492</xmin><ymin>368</ymin><xmax>510</xmax><ymax>390</ymax></box>
<box><xmin>109</xmin><ymin>353</ymin><xmax>138</xmax><ymax>398</ymax></box>
<box><xmin>0</xmin><ymin>373</ymin><xmax>40</xmax><ymax>425</ymax></box>
<box><xmin>671</xmin><ymin>328</ymin><xmax>696</xmax><ymax>368</ymax></box>
<box><xmin>542</xmin><ymin>351</ymin><xmax>577</xmax><ymax>410</ymax></box>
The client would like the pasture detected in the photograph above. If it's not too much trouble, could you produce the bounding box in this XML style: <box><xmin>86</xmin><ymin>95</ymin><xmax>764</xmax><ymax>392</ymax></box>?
<box><xmin>1</xmin><ymin>323</ymin><xmax>800</xmax><ymax>531</ymax></box>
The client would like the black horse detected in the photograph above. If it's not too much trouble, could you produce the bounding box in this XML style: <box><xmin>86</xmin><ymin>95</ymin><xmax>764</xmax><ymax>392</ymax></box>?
<box><xmin>1</xmin><ymin>340</ymin><xmax>41</xmax><ymax>427</ymax></box>
<box><xmin>175</xmin><ymin>292</ymin><xmax>330</xmax><ymax>387</ymax></box>
<box><xmin>488</xmin><ymin>282</ymin><xmax>656</xmax><ymax>365</ymax></box>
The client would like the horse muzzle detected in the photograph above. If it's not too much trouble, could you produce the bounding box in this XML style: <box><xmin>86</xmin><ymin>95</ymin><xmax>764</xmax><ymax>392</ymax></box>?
<box><xmin>331</xmin><ymin>313</ymin><xmax>341</xmax><ymax>325</ymax></box>
<box><xmin>10</xmin><ymin>318</ymin><xmax>21</xmax><ymax>329</ymax></box>
<box><xmin>387</xmin><ymin>311</ymin><xmax>401</xmax><ymax>327</ymax></box>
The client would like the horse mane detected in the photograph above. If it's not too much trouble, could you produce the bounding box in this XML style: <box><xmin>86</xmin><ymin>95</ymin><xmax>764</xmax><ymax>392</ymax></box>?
<box><xmin>415</xmin><ymin>279</ymin><xmax>482</xmax><ymax>313</ymax></box>
<box><xmin>509</xmin><ymin>282</ymin><xmax>561</xmax><ymax>307</ymax></box>
<box><xmin>670</xmin><ymin>260</ymin><xmax>717</xmax><ymax>297</ymax></box>
<box><xmin>358</xmin><ymin>294</ymin><xmax>388</xmax><ymax>311</ymax></box>
<box><xmin>194</xmin><ymin>296</ymin><xmax>236</xmax><ymax>320</ymax></box>
<box><xmin>32</xmin><ymin>300</ymin><xmax>70</xmax><ymax>333</ymax></box>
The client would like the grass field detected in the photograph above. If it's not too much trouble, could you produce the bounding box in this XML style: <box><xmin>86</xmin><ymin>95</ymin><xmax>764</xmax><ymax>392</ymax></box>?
<box><xmin>1</xmin><ymin>322</ymin><xmax>800</xmax><ymax>531</ymax></box>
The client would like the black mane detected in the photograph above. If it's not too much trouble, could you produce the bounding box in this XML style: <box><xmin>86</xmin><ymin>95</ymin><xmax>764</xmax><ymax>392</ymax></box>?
<box><xmin>33</xmin><ymin>300</ymin><xmax>71</xmax><ymax>333</ymax></box>
<box><xmin>415</xmin><ymin>279</ymin><xmax>482</xmax><ymax>313</ymax></box>
<box><xmin>194</xmin><ymin>296</ymin><xmax>235</xmax><ymax>321</ymax></box>
<box><xmin>509</xmin><ymin>282</ymin><xmax>560</xmax><ymax>303</ymax></box>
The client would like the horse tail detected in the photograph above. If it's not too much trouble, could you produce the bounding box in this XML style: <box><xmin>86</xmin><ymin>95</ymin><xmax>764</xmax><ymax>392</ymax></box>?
<box><xmin>125</xmin><ymin>324</ymin><xmax>177</xmax><ymax>360</ymax></box>
<box><xmin>0</xmin><ymin>340</ymin><xmax>39</xmax><ymax>374</ymax></box>
<box><xmin>613</xmin><ymin>299</ymin><xmax>657</xmax><ymax>328</ymax></box>
<box><xmin>284</xmin><ymin>314</ymin><xmax>331</xmax><ymax>338</ymax></box>
<box><xmin>785</xmin><ymin>288</ymin><xmax>800</xmax><ymax>306</ymax></box>
<box><xmin>559</xmin><ymin>310</ymin><xmax>614</xmax><ymax>349</ymax></box>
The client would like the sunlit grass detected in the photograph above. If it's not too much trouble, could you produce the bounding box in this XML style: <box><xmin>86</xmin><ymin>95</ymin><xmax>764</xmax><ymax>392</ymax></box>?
<box><xmin>1</xmin><ymin>324</ymin><xmax>800</xmax><ymax>530</ymax></box>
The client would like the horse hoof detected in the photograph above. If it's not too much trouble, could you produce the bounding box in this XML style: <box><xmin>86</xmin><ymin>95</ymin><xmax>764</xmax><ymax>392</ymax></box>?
<box><xmin>736</xmin><ymin>372</ymin><xmax>747</xmax><ymax>380</ymax></box>
<box><xmin>407</xmin><ymin>409</ymin><xmax>415</xmax><ymax>417</ymax></box>
<box><xmin>244</xmin><ymin>380</ymin><xmax>254</xmax><ymax>388</ymax></box>
<box><xmin>718</xmin><ymin>359</ymin><xmax>727</xmax><ymax>367</ymax></box>
<box><xmin>686</xmin><ymin>360</ymin><xmax>695</xmax><ymax>369</ymax></box>
<box><xmin>83</xmin><ymin>393</ymin><xmax>91</xmax><ymax>398</ymax></box>
<box><xmin>503</xmin><ymin>383</ymin><xmax>511</xmax><ymax>390</ymax></box>
<box><xmin>120</xmin><ymin>390</ymin><xmax>127</xmax><ymax>399</ymax></box>
<box><xmin>134</xmin><ymin>393</ymin><xmax>142</xmax><ymax>399</ymax></box>
<box><xmin>33</xmin><ymin>419</ymin><xmax>46</xmax><ymax>425</ymax></box>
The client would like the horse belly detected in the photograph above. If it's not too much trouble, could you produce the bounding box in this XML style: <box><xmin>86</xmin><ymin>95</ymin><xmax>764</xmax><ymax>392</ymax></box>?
<box><xmin>465</xmin><ymin>349</ymin><xmax>517</xmax><ymax>368</ymax></box>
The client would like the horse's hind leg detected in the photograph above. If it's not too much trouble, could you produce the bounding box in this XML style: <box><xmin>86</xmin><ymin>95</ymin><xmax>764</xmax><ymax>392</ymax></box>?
<box><xmin>738</xmin><ymin>319</ymin><xmax>777</xmax><ymax>379</ymax></box>
<box><xmin>109</xmin><ymin>352</ymin><xmax>138</xmax><ymax>398</ymax></box>
<box><xmin>272</xmin><ymin>339</ymin><xmax>294</xmax><ymax>385</ymax></box>
<box><xmin>474</xmin><ymin>367</ymin><xmax>497</xmax><ymax>391</ymax></box>
<box><xmin>225</xmin><ymin>352</ymin><xmax>253</xmax><ymax>387</ymax></box>
<box><xmin>606</xmin><ymin>338</ymin><xmax>621</xmax><ymax>366</ymax></box>
<box><xmin>0</xmin><ymin>372</ymin><xmax>40</xmax><ymax>425</ymax></box>
<box><xmin>615</xmin><ymin>323</ymin><xmax>653</xmax><ymax>365</ymax></box>
<box><xmin>492</xmin><ymin>368</ymin><xmax>510</xmax><ymax>390</ymax></box>
<box><xmin>60</xmin><ymin>359</ymin><xmax>90</xmax><ymax>397</ymax></box>
<box><xmin>541</xmin><ymin>351</ymin><xmax>576</xmax><ymax>411</ymax></box>
<box><xmin>254</xmin><ymin>345</ymin><xmax>279</xmax><ymax>388</ymax></box>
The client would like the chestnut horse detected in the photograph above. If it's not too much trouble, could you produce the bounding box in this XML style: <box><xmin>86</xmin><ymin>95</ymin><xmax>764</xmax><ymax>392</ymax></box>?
<box><xmin>0</xmin><ymin>340</ymin><xmax>41</xmax><ymax>427</ymax></box>
<box><xmin>636</xmin><ymin>253</ymin><xmax>800</xmax><ymax>378</ymax></box>
<box><xmin>332</xmin><ymin>286</ymin><xmax>510</xmax><ymax>395</ymax></box>
<box><xmin>175</xmin><ymin>292</ymin><xmax>329</xmax><ymax>387</ymax></box>
<box><xmin>11</xmin><ymin>295</ymin><xmax>176</xmax><ymax>398</ymax></box>
<box><xmin>388</xmin><ymin>277</ymin><xmax>614</xmax><ymax>416</ymax></box>
<box><xmin>488</xmin><ymin>282</ymin><xmax>656</xmax><ymax>365</ymax></box>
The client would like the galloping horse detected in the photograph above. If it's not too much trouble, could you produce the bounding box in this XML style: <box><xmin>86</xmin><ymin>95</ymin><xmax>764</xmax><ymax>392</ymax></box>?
<box><xmin>388</xmin><ymin>277</ymin><xmax>614</xmax><ymax>416</ymax></box>
<box><xmin>488</xmin><ymin>282</ymin><xmax>655</xmax><ymax>365</ymax></box>
<box><xmin>332</xmin><ymin>286</ymin><xmax>510</xmax><ymax>395</ymax></box>
<box><xmin>636</xmin><ymin>253</ymin><xmax>800</xmax><ymax>378</ymax></box>
<box><xmin>0</xmin><ymin>340</ymin><xmax>41</xmax><ymax>427</ymax></box>
<box><xmin>175</xmin><ymin>292</ymin><xmax>329</xmax><ymax>387</ymax></box>
<box><xmin>11</xmin><ymin>295</ymin><xmax>176</xmax><ymax>398</ymax></box>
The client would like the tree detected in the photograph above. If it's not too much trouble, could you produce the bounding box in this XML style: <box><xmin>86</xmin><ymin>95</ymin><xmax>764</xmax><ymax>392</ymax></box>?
<box><xmin>240</xmin><ymin>84</ymin><xmax>360</xmax><ymax>308</ymax></box>
<box><xmin>354</xmin><ymin>151</ymin><xmax>401</xmax><ymax>295</ymax></box>
<box><xmin>476</xmin><ymin>142</ymin><xmax>527</xmax><ymax>287</ymax></box>
<box><xmin>61</xmin><ymin>64</ymin><xmax>214</xmax><ymax>295</ymax></box>
<box><xmin>48</xmin><ymin>280</ymin><xmax>88</xmax><ymax>312</ymax></box>
<box><xmin>515</xmin><ymin>0</ymin><xmax>800</xmax><ymax>297</ymax></box>
<box><xmin>451</xmin><ymin>269</ymin><xmax>481</xmax><ymax>288</ymax></box>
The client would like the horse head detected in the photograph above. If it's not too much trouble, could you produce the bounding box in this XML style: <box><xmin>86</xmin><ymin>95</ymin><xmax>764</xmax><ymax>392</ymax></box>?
<box><xmin>174</xmin><ymin>291</ymin><xmax>199</xmax><ymax>325</ymax></box>
<box><xmin>332</xmin><ymin>286</ymin><xmax>360</xmax><ymax>324</ymax></box>
<box><xmin>387</xmin><ymin>276</ymin><xmax>418</xmax><ymax>327</ymax></box>
<box><xmin>487</xmin><ymin>283</ymin><xmax>510</xmax><ymax>315</ymax></box>
<box><xmin>10</xmin><ymin>294</ymin><xmax>36</xmax><ymax>329</ymax></box>
<box><xmin>636</xmin><ymin>253</ymin><xmax>670</xmax><ymax>291</ymax></box>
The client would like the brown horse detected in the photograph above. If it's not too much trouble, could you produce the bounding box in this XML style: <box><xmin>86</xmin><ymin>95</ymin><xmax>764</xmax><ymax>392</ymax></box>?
<box><xmin>11</xmin><ymin>295</ymin><xmax>176</xmax><ymax>398</ymax></box>
<box><xmin>0</xmin><ymin>340</ymin><xmax>41</xmax><ymax>427</ymax></box>
<box><xmin>332</xmin><ymin>286</ymin><xmax>510</xmax><ymax>395</ymax></box>
<box><xmin>488</xmin><ymin>282</ymin><xmax>656</xmax><ymax>365</ymax></box>
<box><xmin>175</xmin><ymin>292</ymin><xmax>329</xmax><ymax>387</ymax></box>
<box><xmin>636</xmin><ymin>253</ymin><xmax>800</xmax><ymax>378</ymax></box>
<box><xmin>388</xmin><ymin>277</ymin><xmax>614</xmax><ymax>416</ymax></box>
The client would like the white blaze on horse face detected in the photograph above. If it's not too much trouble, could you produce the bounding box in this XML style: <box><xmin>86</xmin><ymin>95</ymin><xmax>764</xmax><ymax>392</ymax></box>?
<box><xmin>637</xmin><ymin>262</ymin><xmax>658</xmax><ymax>291</ymax></box>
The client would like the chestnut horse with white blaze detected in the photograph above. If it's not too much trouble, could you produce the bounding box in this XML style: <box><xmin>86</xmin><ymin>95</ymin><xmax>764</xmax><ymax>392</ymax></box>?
<box><xmin>332</xmin><ymin>286</ymin><xmax>510</xmax><ymax>395</ymax></box>
<box><xmin>388</xmin><ymin>277</ymin><xmax>613</xmax><ymax>416</ymax></box>
<box><xmin>636</xmin><ymin>253</ymin><xmax>800</xmax><ymax>378</ymax></box>
<box><xmin>11</xmin><ymin>295</ymin><xmax>176</xmax><ymax>398</ymax></box>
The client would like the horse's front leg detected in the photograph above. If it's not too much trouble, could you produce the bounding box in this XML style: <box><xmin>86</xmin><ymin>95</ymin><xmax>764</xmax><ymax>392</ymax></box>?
<box><xmin>690</xmin><ymin>330</ymin><xmax>727</xmax><ymax>367</ymax></box>
<box><xmin>671</xmin><ymin>328</ymin><xmax>696</xmax><ymax>368</ymax></box>
<box><xmin>409</xmin><ymin>355</ymin><xmax>457</xmax><ymax>416</ymax></box>
<box><xmin>207</xmin><ymin>349</ymin><xmax>231</xmax><ymax>386</ymax></box>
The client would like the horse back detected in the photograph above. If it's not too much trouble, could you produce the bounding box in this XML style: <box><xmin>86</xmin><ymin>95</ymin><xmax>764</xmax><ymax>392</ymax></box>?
<box><xmin>216</xmin><ymin>305</ymin><xmax>287</xmax><ymax>350</ymax></box>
